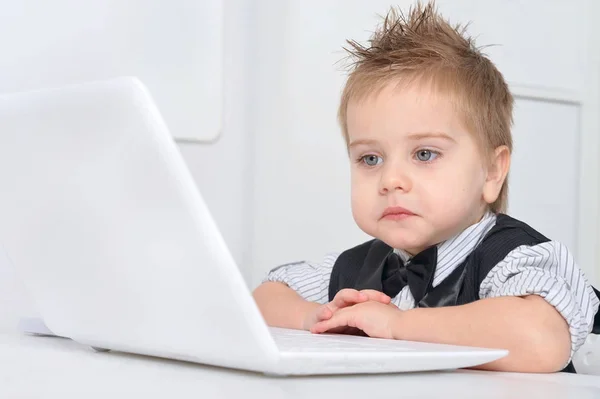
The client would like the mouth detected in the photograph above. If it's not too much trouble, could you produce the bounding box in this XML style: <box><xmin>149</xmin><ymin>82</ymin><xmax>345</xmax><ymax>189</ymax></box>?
<box><xmin>380</xmin><ymin>206</ymin><xmax>415</xmax><ymax>221</ymax></box>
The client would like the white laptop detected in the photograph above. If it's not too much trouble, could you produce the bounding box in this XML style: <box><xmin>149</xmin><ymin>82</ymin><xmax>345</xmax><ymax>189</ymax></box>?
<box><xmin>0</xmin><ymin>77</ymin><xmax>507</xmax><ymax>375</ymax></box>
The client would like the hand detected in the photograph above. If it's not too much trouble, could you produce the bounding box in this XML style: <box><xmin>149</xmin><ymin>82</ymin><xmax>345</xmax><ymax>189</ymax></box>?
<box><xmin>302</xmin><ymin>289</ymin><xmax>390</xmax><ymax>331</ymax></box>
<box><xmin>310</xmin><ymin>301</ymin><xmax>404</xmax><ymax>340</ymax></box>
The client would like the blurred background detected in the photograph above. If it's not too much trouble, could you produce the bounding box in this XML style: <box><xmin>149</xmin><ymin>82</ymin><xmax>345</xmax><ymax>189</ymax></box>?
<box><xmin>0</xmin><ymin>0</ymin><xmax>599</xmax><ymax>333</ymax></box>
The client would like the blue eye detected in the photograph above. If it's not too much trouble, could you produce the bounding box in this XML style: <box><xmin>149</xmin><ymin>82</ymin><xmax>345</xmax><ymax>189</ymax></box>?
<box><xmin>361</xmin><ymin>155</ymin><xmax>383</xmax><ymax>166</ymax></box>
<box><xmin>415</xmin><ymin>149</ymin><xmax>439</xmax><ymax>162</ymax></box>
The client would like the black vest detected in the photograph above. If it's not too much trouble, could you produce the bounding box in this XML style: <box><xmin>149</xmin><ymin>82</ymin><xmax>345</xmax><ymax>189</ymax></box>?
<box><xmin>329</xmin><ymin>214</ymin><xmax>600</xmax><ymax>373</ymax></box>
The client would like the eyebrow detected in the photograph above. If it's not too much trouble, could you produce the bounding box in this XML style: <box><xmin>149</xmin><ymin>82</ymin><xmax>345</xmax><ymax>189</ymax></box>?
<box><xmin>348</xmin><ymin>139</ymin><xmax>379</xmax><ymax>149</ymax></box>
<box><xmin>348</xmin><ymin>132</ymin><xmax>457</xmax><ymax>148</ymax></box>
<box><xmin>407</xmin><ymin>132</ymin><xmax>457</xmax><ymax>143</ymax></box>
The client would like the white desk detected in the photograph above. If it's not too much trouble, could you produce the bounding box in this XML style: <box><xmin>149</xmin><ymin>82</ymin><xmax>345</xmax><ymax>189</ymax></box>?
<box><xmin>1</xmin><ymin>333</ymin><xmax>600</xmax><ymax>399</ymax></box>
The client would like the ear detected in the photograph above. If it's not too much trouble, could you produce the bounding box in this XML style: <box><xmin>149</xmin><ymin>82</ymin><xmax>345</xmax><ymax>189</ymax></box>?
<box><xmin>483</xmin><ymin>145</ymin><xmax>511</xmax><ymax>205</ymax></box>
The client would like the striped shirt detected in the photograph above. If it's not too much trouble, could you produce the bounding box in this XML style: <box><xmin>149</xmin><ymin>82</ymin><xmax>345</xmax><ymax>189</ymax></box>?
<box><xmin>264</xmin><ymin>212</ymin><xmax>600</xmax><ymax>358</ymax></box>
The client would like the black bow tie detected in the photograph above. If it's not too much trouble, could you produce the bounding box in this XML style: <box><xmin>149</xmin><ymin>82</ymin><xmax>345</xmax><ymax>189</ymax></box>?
<box><xmin>354</xmin><ymin>244</ymin><xmax>438</xmax><ymax>303</ymax></box>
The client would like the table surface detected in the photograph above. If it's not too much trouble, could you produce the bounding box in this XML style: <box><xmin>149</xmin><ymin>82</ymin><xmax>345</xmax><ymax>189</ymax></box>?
<box><xmin>2</xmin><ymin>332</ymin><xmax>600</xmax><ymax>398</ymax></box>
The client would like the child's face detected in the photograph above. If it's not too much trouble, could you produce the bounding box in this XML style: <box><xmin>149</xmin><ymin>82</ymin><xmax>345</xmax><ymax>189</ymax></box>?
<box><xmin>346</xmin><ymin>82</ymin><xmax>491</xmax><ymax>255</ymax></box>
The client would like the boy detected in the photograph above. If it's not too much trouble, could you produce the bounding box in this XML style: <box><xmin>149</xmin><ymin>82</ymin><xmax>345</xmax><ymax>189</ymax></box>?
<box><xmin>252</xmin><ymin>2</ymin><xmax>600</xmax><ymax>373</ymax></box>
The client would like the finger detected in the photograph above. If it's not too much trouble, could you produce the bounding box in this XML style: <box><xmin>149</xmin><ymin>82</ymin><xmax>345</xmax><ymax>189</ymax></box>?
<box><xmin>316</xmin><ymin>305</ymin><xmax>333</xmax><ymax>321</ymax></box>
<box><xmin>331</xmin><ymin>289</ymin><xmax>367</xmax><ymax>310</ymax></box>
<box><xmin>322</xmin><ymin>326</ymin><xmax>353</xmax><ymax>334</ymax></box>
<box><xmin>359</xmin><ymin>289</ymin><xmax>391</xmax><ymax>304</ymax></box>
<box><xmin>324</xmin><ymin>326</ymin><xmax>365</xmax><ymax>335</ymax></box>
<box><xmin>304</xmin><ymin>305</ymin><xmax>331</xmax><ymax>330</ymax></box>
<box><xmin>311</xmin><ymin>317</ymin><xmax>350</xmax><ymax>334</ymax></box>
<box><xmin>311</xmin><ymin>309</ymin><xmax>356</xmax><ymax>334</ymax></box>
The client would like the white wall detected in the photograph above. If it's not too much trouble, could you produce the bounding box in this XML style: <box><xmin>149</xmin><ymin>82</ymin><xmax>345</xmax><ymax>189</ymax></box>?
<box><xmin>0</xmin><ymin>0</ymin><xmax>223</xmax><ymax>142</ymax></box>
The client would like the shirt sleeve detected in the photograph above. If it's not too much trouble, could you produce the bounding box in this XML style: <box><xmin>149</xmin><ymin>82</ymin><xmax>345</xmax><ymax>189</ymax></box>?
<box><xmin>479</xmin><ymin>241</ymin><xmax>600</xmax><ymax>358</ymax></box>
<box><xmin>262</xmin><ymin>253</ymin><xmax>339</xmax><ymax>304</ymax></box>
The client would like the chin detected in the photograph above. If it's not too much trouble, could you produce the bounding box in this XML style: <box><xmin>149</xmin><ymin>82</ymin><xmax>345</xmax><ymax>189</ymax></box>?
<box><xmin>368</xmin><ymin>230</ymin><xmax>417</xmax><ymax>250</ymax></box>
<box><xmin>358</xmin><ymin>219</ymin><xmax>427</xmax><ymax>249</ymax></box>
<box><xmin>374</xmin><ymin>226</ymin><xmax>432</xmax><ymax>253</ymax></box>
<box><xmin>383</xmin><ymin>238</ymin><xmax>425</xmax><ymax>253</ymax></box>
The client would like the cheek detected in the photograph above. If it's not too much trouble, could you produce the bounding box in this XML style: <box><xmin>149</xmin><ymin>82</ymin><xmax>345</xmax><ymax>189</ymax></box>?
<box><xmin>423</xmin><ymin>162</ymin><xmax>485</xmax><ymax>201</ymax></box>
<box><xmin>448</xmin><ymin>164</ymin><xmax>487</xmax><ymax>203</ymax></box>
<box><xmin>351</xmin><ymin>181</ymin><xmax>366</xmax><ymax>211</ymax></box>
<box><xmin>350</xmin><ymin>174</ymin><xmax>375</xmax><ymax>221</ymax></box>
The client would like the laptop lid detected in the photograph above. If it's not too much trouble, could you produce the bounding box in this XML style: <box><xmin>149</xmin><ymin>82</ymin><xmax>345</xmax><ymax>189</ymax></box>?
<box><xmin>0</xmin><ymin>77</ymin><xmax>278</xmax><ymax>371</ymax></box>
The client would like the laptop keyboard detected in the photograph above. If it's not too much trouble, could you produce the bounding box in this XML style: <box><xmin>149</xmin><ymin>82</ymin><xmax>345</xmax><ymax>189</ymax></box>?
<box><xmin>269</xmin><ymin>327</ymin><xmax>414</xmax><ymax>352</ymax></box>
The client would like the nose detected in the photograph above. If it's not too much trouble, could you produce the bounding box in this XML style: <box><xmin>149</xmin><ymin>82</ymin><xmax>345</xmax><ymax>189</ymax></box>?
<box><xmin>379</xmin><ymin>162</ymin><xmax>412</xmax><ymax>194</ymax></box>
